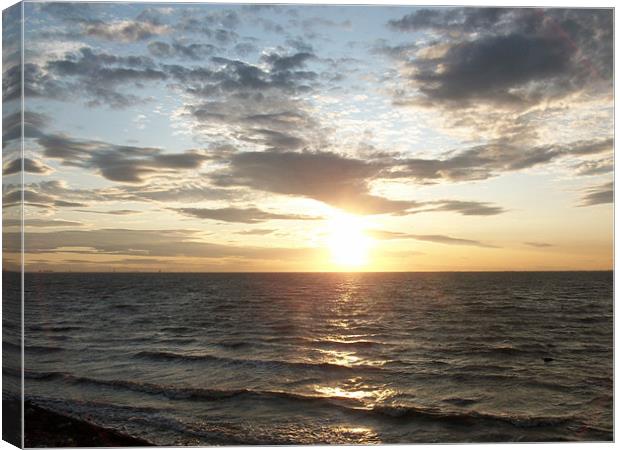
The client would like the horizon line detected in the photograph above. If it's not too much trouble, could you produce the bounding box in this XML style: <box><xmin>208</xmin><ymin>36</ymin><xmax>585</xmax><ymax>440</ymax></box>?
<box><xmin>5</xmin><ymin>269</ymin><xmax>614</xmax><ymax>274</ymax></box>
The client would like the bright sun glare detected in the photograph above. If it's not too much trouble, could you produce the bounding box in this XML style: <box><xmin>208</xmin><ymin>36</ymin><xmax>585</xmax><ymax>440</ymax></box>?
<box><xmin>327</xmin><ymin>213</ymin><xmax>373</xmax><ymax>268</ymax></box>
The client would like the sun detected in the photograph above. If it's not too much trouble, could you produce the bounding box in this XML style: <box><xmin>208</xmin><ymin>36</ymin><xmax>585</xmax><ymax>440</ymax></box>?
<box><xmin>326</xmin><ymin>213</ymin><xmax>373</xmax><ymax>268</ymax></box>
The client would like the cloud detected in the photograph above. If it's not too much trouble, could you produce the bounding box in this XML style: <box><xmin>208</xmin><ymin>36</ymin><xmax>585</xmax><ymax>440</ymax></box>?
<box><xmin>261</xmin><ymin>51</ymin><xmax>315</xmax><ymax>71</ymax></box>
<box><xmin>172</xmin><ymin>207</ymin><xmax>320</xmax><ymax>223</ymax></box>
<box><xmin>2</xmin><ymin>189</ymin><xmax>88</xmax><ymax>209</ymax></box>
<box><xmin>300</xmin><ymin>17</ymin><xmax>352</xmax><ymax>32</ymax></box>
<box><xmin>213</xmin><ymin>150</ymin><xmax>419</xmax><ymax>215</ymax></box>
<box><xmin>391</xmin><ymin>137</ymin><xmax>612</xmax><ymax>182</ymax></box>
<box><xmin>147</xmin><ymin>41</ymin><xmax>217</xmax><ymax>60</ymax></box>
<box><xmin>168</xmin><ymin>49</ymin><xmax>328</xmax><ymax>151</ymax></box>
<box><xmin>384</xmin><ymin>7</ymin><xmax>612</xmax><ymax>146</ymax></box>
<box><xmin>107</xmin><ymin>181</ymin><xmax>239</xmax><ymax>204</ymax></box>
<box><xmin>43</xmin><ymin>47</ymin><xmax>167</xmax><ymax>108</ymax></box>
<box><xmin>39</xmin><ymin>3</ymin><xmax>170</xmax><ymax>42</ymax></box>
<box><xmin>3</xmin><ymin>158</ymin><xmax>54</xmax><ymax>176</ymax></box>
<box><xmin>176</xmin><ymin>14</ymin><xmax>241</xmax><ymax>44</ymax></box>
<box><xmin>237</xmin><ymin>128</ymin><xmax>306</xmax><ymax>151</ymax></box>
<box><xmin>411</xmin><ymin>34</ymin><xmax>574</xmax><ymax>107</ymax></box>
<box><xmin>388</xmin><ymin>8</ymin><xmax>512</xmax><ymax>34</ymax></box>
<box><xmin>73</xmin><ymin>209</ymin><xmax>141</xmax><ymax>215</ymax></box>
<box><xmin>369</xmin><ymin>230</ymin><xmax>497</xmax><ymax>248</ymax></box>
<box><xmin>10</xmin><ymin>178</ymin><xmax>239</xmax><ymax>215</ymax></box>
<box><xmin>416</xmin><ymin>200</ymin><xmax>506</xmax><ymax>216</ymax></box>
<box><xmin>235</xmin><ymin>229</ymin><xmax>276</xmax><ymax>235</ymax></box>
<box><xmin>372</xmin><ymin>40</ymin><xmax>418</xmax><ymax>59</ymax></box>
<box><xmin>38</xmin><ymin>2</ymin><xmax>103</xmax><ymax>21</ymax></box>
<box><xmin>388</xmin><ymin>8</ymin><xmax>612</xmax><ymax>83</ymax></box>
<box><xmin>182</xmin><ymin>95</ymin><xmax>324</xmax><ymax>154</ymax></box>
<box><xmin>18</xmin><ymin>219</ymin><xmax>84</xmax><ymax>228</ymax></box>
<box><xmin>573</xmin><ymin>158</ymin><xmax>614</xmax><ymax>176</ymax></box>
<box><xmin>37</xmin><ymin>133</ymin><xmax>208</xmax><ymax>183</ymax></box>
<box><xmin>8</xmin><ymin>180</ymin><xmax>108</xmax><ymax>209</ymax></box>
<box><xmin>524</xmin><ymin>242</ymin><xmax>553</xmax><ymax>248</ymax></box>
<box><xmin>579</xmin><ymin>181</ymin><xmax>613</xmax><ymax>206</ymax></box>
<box><xmin>234</xmin><ymin>42</ymin><xmax>258</xmax><ymax>56</ymax></box>
<box><xmin>82</xmin><ymin>20</ymin><xmax>169</xmax><ymax>42</ymax></box>
<box><xmin>177</xmin><ymin>52</ymin><xmax>318</xmax><ymax>96</ymax></box>
<box><xmin>3</xmin><ymin>111</ymin><xmax>49</xmax><ymax>147</ymax></box>
<box><xmin>8</xmin><ymin>228</ymin><xmax>318</xmax><ymax>262</ymax></box>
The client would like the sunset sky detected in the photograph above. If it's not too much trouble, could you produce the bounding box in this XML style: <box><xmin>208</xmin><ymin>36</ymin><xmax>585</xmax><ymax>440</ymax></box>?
<box><xmin>2</xmin><ymin>3</ymin><xmax>614</xmax><ymax>272</ymax></box>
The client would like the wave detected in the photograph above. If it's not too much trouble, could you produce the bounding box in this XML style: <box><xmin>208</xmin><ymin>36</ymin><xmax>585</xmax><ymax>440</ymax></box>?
<box><xmin>28</xmin><ymin>325</ymin><xmax>83</xmax><ymax>332</ymax></box>
<box><xmin>369</xmin><ymin>404</ymin><xmax>576</xmax><ymax>429</ymax></box>
<box><xmin>3</xmin><ymin>341</ymin><xmax>65</xmax><ymax>354</ymax></box>
<box><xmin>26</xmin><ymin>344</ymin><xmax>65</xmax><ymax>353</ymax></box>
<box><xmin>132</xmin><ymin>350</ymin><xmax>385</xmax><ymax>373</ymax></box>
<box><xmin>24</xmin><ymin>369</ymin><xmax>580</xmax><ymax>431</ymax></box>
<box><xmin>24</xmin><ymin>371</ymin><xmax>366</xmax><ymax>408</ymax></box>
<box><xmin>215</xmin><ymin>336</ymin><xmax>389</xmax><ymax>351</ymax></box>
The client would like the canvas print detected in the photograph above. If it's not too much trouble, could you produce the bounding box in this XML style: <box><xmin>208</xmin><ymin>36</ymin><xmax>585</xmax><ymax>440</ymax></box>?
<box><xmin>2</xmin><ymin>2</ymin><xmax>614</xmax><ymax>447</ymax></box>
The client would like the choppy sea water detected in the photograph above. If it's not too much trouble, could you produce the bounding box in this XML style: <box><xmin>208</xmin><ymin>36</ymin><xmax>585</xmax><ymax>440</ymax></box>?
<box><xmin>9</xmin><ymin>272</ymin><xmax>614</xmax><ymax>443</ymax></box>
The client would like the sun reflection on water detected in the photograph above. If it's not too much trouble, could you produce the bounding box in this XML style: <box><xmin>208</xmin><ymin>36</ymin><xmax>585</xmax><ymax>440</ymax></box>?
<box><xmin>313</xmin><ymin>377</ymin><xmax>397</xmax><ymax>408</ymax></box>
<box><xmin>314</xmin><ymin>385</ymin><xmax>374</xmax><ymax>401</ymax></box>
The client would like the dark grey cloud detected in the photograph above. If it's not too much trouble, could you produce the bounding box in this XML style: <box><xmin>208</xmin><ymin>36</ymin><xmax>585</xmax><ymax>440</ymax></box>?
<box><xmin>37</xmin><ymin>133</ymin><xmax>208</xmax><ymax>183</ymax></box>
<box><xmin>238</xmin><ymin>128</ymin><xmax>306</xmax><ymax>151</ymax></box>
<box><xmin>44</xmin><ymin>47</ymin><xmax>166</xmax><ymax>108</ymax></box>
<box><xmin>386</xmin><ymin>8</ymin><xmax>612</xmax><ymax>116</ymax></box>
<box><xmin>261</xmin><ymin>51</ymin><xmax>314</xmax><ymax>71</ymax></box>
<box><xmin>3</xmin><ymin>111</ymin><xmax>49</xmax><ymax>147</ymax></box>
<box><xmin>369</xmin><ymin>230</ymin><xmax>497</xmax><ymax>248</ymax></box>
<box><xmin>172</xmin><ymin>207</ymin><xmax>321</xmax><ymax>223</ymax></box>
<box><xmin>212</xmin><ymin>150</ymin><xmax>418</xmax><ymax>215</ymax></box>
<box><xmin>388</xmin><ymin>8</ymin><xmax>511</xmax><ymax>34</ymax></box>
<box><xmin>579</xmin><ymin>181</ymin><xmax>613</xmax><ymax>206</ymax></box>
<box><xmin>3</xmin><ymin>158</ymin><xmax>53</xmax><ymax>176</ymax></box>
<box><xmin>3</xmin><ymin>63</ymin><xmax>22</xmax><ymax>103</ymax></box>
<box><xmin>81</xmin><ymin>20</ymin><xmax>169</xmax><ymax>42</ymax></box>
<box><xmin>183</xmin><ymin>97</ymin><xmax>322</xmax><ymax>154</ymax></box>
<box><xmin>39</xmin><ymin>3</ymin><xmax>169</xmax><ymax>42</ymax></box>
<box><xmin>391</xmin><ymin>137</ymin><xmax>612</xmax><ymax>182</ymax></box>
<box><xmin>170</xmin><ymin>46</ymin><xmax>338</xmax><ymax>171</ymax></box>
<box><xmin>147</xmin><ymin>41</ymin><xmax>217</xmax><ymax>60</ymax></box>
<box><xmin>11</xmin><ymin>63</ymin><xmax>72</xmax><ymax>104</ymax></box>
<box><xmin>412</xmin><ymin>34</ymin><xmax>574</xmax><ymax>107</ymax></box>
<box><xmin>233</xmin><ymin>42</ymin><xmax>259</xmax><ymax>56</ymax></box>
<box><xmin>176</xmin><ymin>12</ymin><xmax>240</xmax><ymax>44</ymax></box>
<box><xmin>190</xmin><ymin>52</ymin><xmax>317</xmax><ymax>95</ymax></box>
<box><xmin>286</xmin><ymin>37</ymin><xmax>314</xmax><ymax>53</ymax></box>
<box><xmin>17</xmin><ymin>47</ymin><xmax>167</xmax><ymax>108</ymax></box>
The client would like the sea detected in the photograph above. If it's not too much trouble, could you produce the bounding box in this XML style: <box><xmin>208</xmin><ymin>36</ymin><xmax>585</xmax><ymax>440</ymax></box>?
<box><xmin>6</xmin><ymin>271</ymin><xmax>614</xmax><ymax>444</ymax></box>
